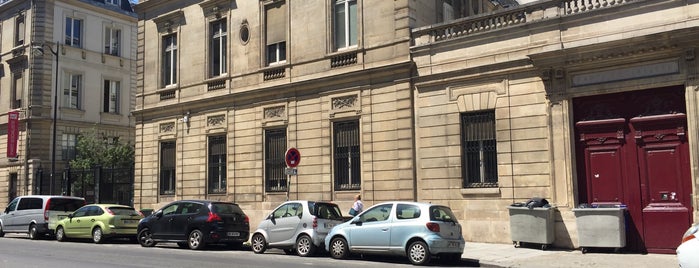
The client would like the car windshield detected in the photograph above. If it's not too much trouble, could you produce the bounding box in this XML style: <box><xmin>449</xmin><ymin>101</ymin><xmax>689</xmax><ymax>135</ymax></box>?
<box><xmin>109</xmin><ymin>207</ymin><xmax>140</xmax><ymax>216</ymax></box>
<box><xmin>48</xmin><ymin>198</ymin><xmax>85</xmax><ymax>211</ymax></box>
<box><xmin>211</xmin><ymin>203</ymin><xmax>243</xmax><ymax>214</ymax></box>
<box><xmin>429</xmin><ymin>206</ymin><xmax>459</xmax><ymax>223</ymax></box>
<box><xmin>310</xmin><ymin>202</ymin><xmax>343</xmax><ymax>220</ymax></box>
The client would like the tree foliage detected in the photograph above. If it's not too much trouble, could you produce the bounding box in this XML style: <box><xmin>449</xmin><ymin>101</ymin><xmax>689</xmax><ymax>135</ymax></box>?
<box><xmin>69</xmin><ymin>128</ymin><xmax>134</xmax><ymax>170</ymax></box>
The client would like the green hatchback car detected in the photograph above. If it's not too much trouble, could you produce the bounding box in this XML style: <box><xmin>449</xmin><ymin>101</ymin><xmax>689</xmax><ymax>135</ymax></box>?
<box><xmin>55</xmin><ymin>204</ymin><xmax>143</xmax><ymax>243</ymax></box>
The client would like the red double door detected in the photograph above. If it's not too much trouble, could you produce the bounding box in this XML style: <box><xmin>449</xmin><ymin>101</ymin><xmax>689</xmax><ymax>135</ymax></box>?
<box><xmin>574</xmin><ymin>86</ymin><xmax>692</xmax><ymax>253</ymax></box>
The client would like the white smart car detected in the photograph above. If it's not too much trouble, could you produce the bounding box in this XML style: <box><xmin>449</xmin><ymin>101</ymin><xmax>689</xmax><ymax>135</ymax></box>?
<box><xmin>677</xmin><ymin>223</ymin><xmax>699</xmax><ymax>268</ymax></box>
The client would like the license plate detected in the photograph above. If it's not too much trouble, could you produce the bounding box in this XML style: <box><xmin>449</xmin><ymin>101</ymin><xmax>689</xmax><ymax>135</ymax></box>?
<box><xmin>227</xmin><ymin>232</ymin><xmax>239</xmax><ymax>237</ymax></box>
<box><xmin>123</xmin><ymin>220</ymin><xmax>136</xmax><ymax>224</ymax></box>
<box><xmin>324</xmin><ymin>223</ymin><xmax>334</xmax><ymax>229</ymax></box>
<box><xmin>448</xmin><ymin>241</ymin><xmax>459</xmax><ymax>248</ymax></box>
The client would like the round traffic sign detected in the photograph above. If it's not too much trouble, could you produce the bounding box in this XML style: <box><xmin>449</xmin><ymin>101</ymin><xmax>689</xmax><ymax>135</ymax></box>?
<box><xmin>285</xmin><ymin>147</ymin><xmax>301</xmax><ymax>168</ymax></box>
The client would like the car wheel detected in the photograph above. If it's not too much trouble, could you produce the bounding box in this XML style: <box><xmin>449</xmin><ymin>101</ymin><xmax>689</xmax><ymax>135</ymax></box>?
<box><xmin>177</xmin><ymin>242</ymin><xmax>189</xmax><ymax>249</ymax></box>
<box><xmin>28</xmin><ymin>224</ymin><xmax>39</xmax><ymax>240</ymax></box>
<box><xmin>296</xmin><ymin>235</ymin><xmax>316</xmax><ymax>257</ymax></box>
<box><xmin>92</xmin><ymin>227</ymin><xmax>105</xmax><ymax>244</ymax></box>
<box><xmin>251</xmin><ymin>233</ymin><xmax>267</xmax><ymax>254</ymax></box>
<box><xmin>329</xmin><ymin>237</ymin><xmax>349</xmax><ymax>259</ymax></box>
<box><xmin>56</xmin><ymin>226</ymin><xmax>66</xmax><ymax>242</ymax></box>
<box><xmin>188</xmin><ymin>230</ymin><xmax>205</xmax><ymax>250</ymax></box>
<box><xmin>283</xmin><ymin>248</ymin><xmax>296</xmax><ymax>255</ymax></box>
<box><xmin>407</xmin><ymin>240</ymin><xmax>431</xmax><ymax>265</ymax></box>
<box><xmin>137</xmin><ymin>228</ymin><xmax>157</xmax><ymax>247</ymax></box>
<box><xmin>0</xmin><ymin>224</ymin><xmax>5</xmax><ymax>237</ymax></box>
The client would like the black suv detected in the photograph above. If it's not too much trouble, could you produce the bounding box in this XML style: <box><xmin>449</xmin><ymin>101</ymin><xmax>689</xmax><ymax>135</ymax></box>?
<box><xmin>137</xmin><ymin>200</ymin><xmax>249</xmax><ymax>250</ymax></box>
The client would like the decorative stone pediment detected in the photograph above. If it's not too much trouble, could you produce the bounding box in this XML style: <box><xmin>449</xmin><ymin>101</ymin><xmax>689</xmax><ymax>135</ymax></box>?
<box><xmin>153</xmin><ymin>11</ymin><xmax>185</xmax><ymax>33</ymax></box>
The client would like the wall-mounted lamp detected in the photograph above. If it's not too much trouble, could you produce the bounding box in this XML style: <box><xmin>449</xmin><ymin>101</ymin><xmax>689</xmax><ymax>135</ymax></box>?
<box><xmin>183</xmin><ymin>111</ymin><xmax>190</xmax><ymax>124</ymax></box>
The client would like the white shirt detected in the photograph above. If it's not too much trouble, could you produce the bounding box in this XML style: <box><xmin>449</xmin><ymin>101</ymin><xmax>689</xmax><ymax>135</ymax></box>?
<box><xmin>352</xmin><ymin>200</ymin><xmax>364</xmax><ymax>213</ymax></box>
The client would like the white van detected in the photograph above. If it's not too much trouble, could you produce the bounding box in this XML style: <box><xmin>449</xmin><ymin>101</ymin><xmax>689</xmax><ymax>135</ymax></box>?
<box><xmin>0</xmin><ymin>195</ymin><xmax>86</xmax><ymax>239</ymax></box>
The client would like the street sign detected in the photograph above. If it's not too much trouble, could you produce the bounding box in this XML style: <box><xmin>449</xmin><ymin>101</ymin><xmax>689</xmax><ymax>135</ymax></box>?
<box><xmin>285</xmin><ymin>147</ymin><xmax>301</xmax><ymax>168</ymax></box>
<box><xmin>285</xmin><ymin>168</ymin><xmax>298</xmax><ymax>175</ymax></box>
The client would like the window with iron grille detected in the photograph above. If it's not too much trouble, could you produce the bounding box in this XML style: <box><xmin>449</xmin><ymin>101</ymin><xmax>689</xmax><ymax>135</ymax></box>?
<box><xmin>160</xmin><ymin>141</ymin><xmax>176</xmax><ymax>195</ymax></box>
<box><xmin>265</xmin><ymin>128</ymin><xmax>287</xmax><ymax>192</ymax></box>
<box><xmin>461</xmin><ymin>111</ymin><xmax>498</xmax><ymax>188</ymax></box>
<box><xmin>333</xmin><ymin>120</ymin><xmax>360</xmax><ymax>190</ymax></box>
<box><xmin>208</xmin><ymin>136</ymin><xmax>226</xmax><ymax>194</ymax></box>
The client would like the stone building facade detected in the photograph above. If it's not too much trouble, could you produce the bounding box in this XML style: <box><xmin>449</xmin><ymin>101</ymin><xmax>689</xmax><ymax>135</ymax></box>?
<box><xmin>412</xmin><ymin>0</ymin><xmax>699</xmax><ymax>253</ymax></box>
<box><xmin>134</xmin><ymin>0</ymin><xmax>698</xmax><ymax>253</ymax></box>
<box><xmin>0</xmin><ymin>0</ymin><xmax>136</xmax><ymax>202</ymax></box>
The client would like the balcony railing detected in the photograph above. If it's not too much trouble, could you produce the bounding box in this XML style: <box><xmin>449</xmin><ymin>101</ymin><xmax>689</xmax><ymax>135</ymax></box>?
<box><xmin>412</xmin><ymin>0</ymin><xmax>642</xmax><ymax>47</ymax></box>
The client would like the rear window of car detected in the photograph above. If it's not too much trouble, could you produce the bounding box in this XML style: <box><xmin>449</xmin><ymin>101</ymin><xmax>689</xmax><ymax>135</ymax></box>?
<box><xmin>211</xmin><ymin>203</ymin><xmax>243</xmax><ymax>214</ymax></box>
<box><xmin>109</xmin><ymin>207</ymin><xmax>139</xmax><ymax>216</ymax></box>
<box><xmin>429</xmin><ymin>206</ymin><xmax>458</xmax><ymax>223</ymax></box>
<box><xmin>48</xmin><ymin>198</ymin><xmax>85</xmax><ymax>211</ymax></box>
<box><xmin>310</xmin><ymin>202</ymin><xmax>343</xmax><ymax>220</ymax></box>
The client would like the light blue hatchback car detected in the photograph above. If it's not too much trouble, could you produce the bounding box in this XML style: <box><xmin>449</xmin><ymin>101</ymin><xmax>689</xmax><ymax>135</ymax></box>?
<box><xmin>325</xmin><ymin>201</ymin><xmax>464</xmax><ymax>265</ymax></box>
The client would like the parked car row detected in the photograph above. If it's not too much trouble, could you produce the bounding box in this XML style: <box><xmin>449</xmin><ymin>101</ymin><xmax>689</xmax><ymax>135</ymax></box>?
<box><xmin>0</xmin><ymin>195</ymin><xmax>465</xmax><ymax>266</ymax></box>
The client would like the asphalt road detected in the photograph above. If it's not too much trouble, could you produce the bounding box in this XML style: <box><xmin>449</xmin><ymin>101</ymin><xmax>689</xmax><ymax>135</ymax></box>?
<box><xmin>0</xmin><ymin>234</ymin><xmax>473</xmax><ymax>268</ymax></box>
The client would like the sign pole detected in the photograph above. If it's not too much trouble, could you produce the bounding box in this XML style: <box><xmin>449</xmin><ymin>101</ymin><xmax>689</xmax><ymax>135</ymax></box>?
<box><xmin>285</xmin><ymin>148</ymin><xmax>301</xmax><ymax>201</ymax></box>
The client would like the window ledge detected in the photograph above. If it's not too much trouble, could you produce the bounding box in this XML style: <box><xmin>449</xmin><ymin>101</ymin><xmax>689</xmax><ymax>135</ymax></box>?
<box><xmin>460</xmin><ymin>187</ymin><xmax>500</xmax><ymax>196</ymax></box>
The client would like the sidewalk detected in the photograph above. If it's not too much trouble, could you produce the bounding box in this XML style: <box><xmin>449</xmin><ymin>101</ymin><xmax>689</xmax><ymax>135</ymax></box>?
<box><xmin>461</xmin><ymin>242</ymin><xmax>678</xmax><ymax>268</ymax></box>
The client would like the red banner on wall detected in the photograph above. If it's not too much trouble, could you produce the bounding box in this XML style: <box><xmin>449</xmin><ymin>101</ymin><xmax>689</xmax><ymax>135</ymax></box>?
<box><xmin>7</xmin><ymin>111</ymin><xmax>19</xmax><ymax>159</ymax></box>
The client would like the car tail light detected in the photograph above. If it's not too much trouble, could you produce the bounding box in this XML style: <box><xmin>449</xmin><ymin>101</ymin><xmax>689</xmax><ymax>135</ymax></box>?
<box><xmin>244</xmin><ymin>215</ymin><xmax>250</xmax><ymax>225</ymax></box>
<box><xmin>44</xmin><ymin>199</ymin><xmax>51</xmax><ymax>221</ymax></box>
<box><xmin>137</xmin><ymin>210</ymin><xmax>145</xmax><ymax>217</ymax></box>
<box><xmin>681</xmin><ymin>224</ymin><xmax>698</xmax><ymax>244</ymax></box>
<box><xmin>207</xmin><ymin>212</ymin><xmax>223</xmax><ymax>222</ymax></box>
<box><xmin>426</xmin><ymin>222</ymin><xmax>440</xmax><ymax>232</ymax></box>
<box><xmin>312</xmin><ymin>216</ymin><xmax>318</xmax><ymax>229</ymax></box>
<box><xmin>105</xmin><ymin>208</ymin><xmax>115</xmax><ymax>215</ymax></box>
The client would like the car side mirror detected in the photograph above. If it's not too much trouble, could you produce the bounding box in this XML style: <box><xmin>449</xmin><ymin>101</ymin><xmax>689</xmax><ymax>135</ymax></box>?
<box><xmin>154</xmin><ymin>211</ymin><xmax>163</xmax><ymax>218</ymax></box>
<box><xmin>68</xmin><ymin>213</ymin><xmax>74</xmax><ymax>218</ymax></box>
<box><xmin>351</xmin><ymin>219</ymin><xmax>362</xmax><ymax>226</ymax></box>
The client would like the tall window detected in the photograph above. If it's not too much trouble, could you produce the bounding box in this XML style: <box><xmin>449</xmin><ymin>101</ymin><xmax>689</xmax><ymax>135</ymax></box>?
<box><xmin>61</xmin><ymin>134</ymin><xmax>77</xmax><ymax>160</ymax></box>
<box><xmin>63</xmin><ymin>73</ymin><xmax>82</xmax><ymax>109</ymax></box>
<box><xmin>333</xmin><ymin>0</ymin><xmax>357</xmax><ymax>50</ymax></box>
<box><xmin>265</xmin><ymin>128</ymin><xmax>287</xmax><ymax>192</ymax></box>
<box><xmin>265</xmin><ymin>1</ymin><xmax>287</xmax><ymax>65</ymax></box>
<box><xmin>103</xmin><ymin>80</ymin><xmax>120</xmax><ymax>113</ymax></box>
<box><xmin>162</xmin><ymin>34</ymin><xmax>178</xmax><ymax>86</ymax></box>
<box><xmin>15</xmin><ymin>14</ymin><xmax>25</xmax><ymax>46</ymax></box>
<box><xmin>333</xmin><ymin>120</ymin><xmax>360</xmax><ymax>190</ymax></box>
<box><xmin>104</xmin><ymin>26</ymin><xmax>121</xmax><ymax>56</ymax></box>
<box><xmin>210</xmin><ymin>19</ymin><xmax>227</xmax><ymax>77</ymax></box>
<box><xmin>11</xmin><ymin>73</ymin><xmax>22</xmax><ymax>109</ymax></box>
<box><xmin>461</xmin><ymin>111</ymin><xmax>498</xmax><ymax>188</ymax></box>
<box><xmin>105</xmin><ymin>0</ymin><xmax>120</xmax><ymax>5</ymax></box>
<box><xmin>65</xmin><ymin>17</ymin><xmax>82</xmax><ymax>47</ymax></box>
<box><xmin>160</xmin><ymin>141</ymin><xmax>176</xmax><ymax>195</ymax></box>
<box><xmin>208</xmin><ymin>136</ymin><xmax>227</xmax><ymax>194</ymax></box>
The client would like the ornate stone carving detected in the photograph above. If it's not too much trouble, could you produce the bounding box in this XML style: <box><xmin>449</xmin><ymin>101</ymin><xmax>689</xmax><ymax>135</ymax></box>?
<box><xmin>264</xmin><ymin>106</ymin><xmax>285</xmax><ymax>119</ymax></box>
<box><xmin>160</xmin><ymin>122</ymin><xmax>175</xmax><ymax>133</ymax></box>
<box><xmin>332</xmin><ymin>95</ymin><xmax>357</xmax><ymax>110</ymax></box>
<box><xmin>207</xmin><ymin>115</ymin><xmax>225</xmax><ymax>127</ymax></box>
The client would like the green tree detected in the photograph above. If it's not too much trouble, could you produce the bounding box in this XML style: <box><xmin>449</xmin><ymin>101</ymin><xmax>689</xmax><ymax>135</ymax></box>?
<box><xmin>69</xmin><ymin>128</ymin><xmax>134</xmax><ymax>169</ymax></box>
<box><xmin>68</xmin><ymin>128</ymin><xmax>134</xmax><ymax>197</ymax></box>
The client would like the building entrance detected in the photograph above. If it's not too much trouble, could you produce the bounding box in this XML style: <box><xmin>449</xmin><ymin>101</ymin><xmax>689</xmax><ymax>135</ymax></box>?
<box><xmin>573</xmin><ymin>86</ymin><xmax>692</xmax><ymax>253</ymax></box>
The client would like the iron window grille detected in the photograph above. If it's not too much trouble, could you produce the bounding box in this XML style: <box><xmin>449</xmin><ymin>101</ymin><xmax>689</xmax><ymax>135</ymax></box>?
<box><xmin>461</xmin><ymin>111</ymin><xmax>498</xmax><ymax>188</ymax></box>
